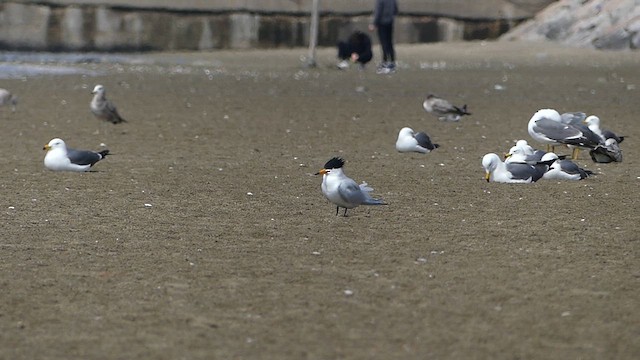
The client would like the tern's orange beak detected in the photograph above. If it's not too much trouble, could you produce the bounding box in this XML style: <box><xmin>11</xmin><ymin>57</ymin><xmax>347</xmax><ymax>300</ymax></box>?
<box><xmin>43</xmin><ymin>144</ymin><xmax>51</xmax><ymax>151</ymax></box>
<box><xmin>315</xmin><ymin>168</ymin><xmax>328</xmax><ymax>175</ymax></box>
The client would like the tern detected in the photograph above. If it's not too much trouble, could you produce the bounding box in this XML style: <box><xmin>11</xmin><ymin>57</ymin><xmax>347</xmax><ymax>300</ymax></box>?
<box><xmin>315</xmin><ymin>157</ymin><xmax>386</xmax><ymax>216</ymax></box>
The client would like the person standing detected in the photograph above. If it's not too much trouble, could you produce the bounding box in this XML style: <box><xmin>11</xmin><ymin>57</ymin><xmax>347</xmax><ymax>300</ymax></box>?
<box><xmin>369</xmin><ymin>0</ymin><xmax>398</xmax><ymax>74</ymax></box>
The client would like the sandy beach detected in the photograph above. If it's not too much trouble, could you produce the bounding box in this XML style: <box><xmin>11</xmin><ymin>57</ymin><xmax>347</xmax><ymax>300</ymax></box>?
<box><xmin>0</xmin><ymin>41</ymin><xmax>638</xmax><ymax>359</ymax></box>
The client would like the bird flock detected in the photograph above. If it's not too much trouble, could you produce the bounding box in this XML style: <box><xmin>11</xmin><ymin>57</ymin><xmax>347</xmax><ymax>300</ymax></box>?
<box><xmin>318</xmin><ymin>95</ymin><xmax>625</xmax><ymax>216</ymax></box>
<box><xmin>1</xmin><ymin>83</ymin><xmax>626</xmax><ymax>217</ymax></box>
<box><xmin>483</xmin><ymin>108</ymin><xmax>623</xmax><ymax>184</ymax></box>
<box><xmin>317</xmin><ymin>94</ymin><xmax>468</xmax><ymax>216</ymax></box>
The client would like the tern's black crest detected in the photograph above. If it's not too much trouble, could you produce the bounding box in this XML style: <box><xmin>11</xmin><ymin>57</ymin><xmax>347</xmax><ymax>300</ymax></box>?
<box><xmin>324</xmin><ymin>157</ymin><xmax>345</xmax><ymax>169</ymax></box>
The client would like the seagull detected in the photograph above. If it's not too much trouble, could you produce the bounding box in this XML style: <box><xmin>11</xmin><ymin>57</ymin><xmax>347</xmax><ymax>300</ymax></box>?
<box><xmin>559</xmin><ymin>111</ymin><xmax>586</xmax><ymax>125</ymax></box>
<box><xmin>589</xmin><ymin>138</ymin><xmax>623</xmax><ymax>163</ymax></box>
<box><xmin>43</xmin><ymin>138</ymin><xmax>109</xmax><ymax>172</ymax></box>
<box><xmin>583</xmin><ymin>115</ymin><xmax>624</xmax><ymax>144</ymax></box>
<box><xmin>395</xmin><ymin>127</ymin><xmax>439</xmax><ymax>153</ymax></box>
<box><xmin>527</xmin><ymin>108</ymin><xmax>601</xmax><ymax>159</ymax></box>
<box><xmin>422</xmin><ymin>94</ymin><xmax>471</xmax><ymax>121</ymax></box>
<box><xmin>90</xmin><ymin>84</ymin><xmax>127</xmax><ymax>124</ymax></box>
<box><xmin>0</xmin><ymin>88</ymin><xmax>18</xmax><ymax>112</ymax></box>
<box><xmin>539</xmin><ymin>152</ymin><xmax>593</xmax><ymax>180</ymax></box>
<box><xmin>482</xmin><ymin>153</ymin><xmax>544</xmax><ymax>183</ymax></box>
<box><xmin>315</xmin><ymin>157</ymin><xmax>386</xmax><ymax>216</ymax></box>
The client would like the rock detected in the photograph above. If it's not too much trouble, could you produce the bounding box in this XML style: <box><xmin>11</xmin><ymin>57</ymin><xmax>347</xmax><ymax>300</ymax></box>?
<box><xmin>501</xmin><ymin>0</ymin><xmax>640</xmax><ymax>50</ymax></box>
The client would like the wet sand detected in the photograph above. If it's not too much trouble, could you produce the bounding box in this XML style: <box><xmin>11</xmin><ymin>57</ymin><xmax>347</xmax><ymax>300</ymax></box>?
<box><xmin>0</xmin><ymin>41</ymin><xmax>638</xmax><ymax>359</ymax></box>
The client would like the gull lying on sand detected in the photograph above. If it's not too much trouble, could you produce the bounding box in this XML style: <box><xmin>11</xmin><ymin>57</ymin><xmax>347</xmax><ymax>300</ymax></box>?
<box><xmin>43</xmin><ymin>138</ymin><xmax>109</xmax><ymax>172</ymax></box>
<box><xmin>482</xmin><ymin>153</ymin><xmax>544</xmax><ymax>183</ymax></box>
<box><xmin>589</xmin><ymin>138</ymin><xmax>623</xmax><ymax>163</ymax></box>
<box><xmin>315</xmin><ymin>157</ymin><xmax>386</xmax><ymax>216</ymax></box>
<box><xmin>91</xmin><ymin>84</ymin><xmax>127</xmax><ymax>124</ymax></box>
<box><xmin>539</xmin><ymin>152</ymin><xmax>593</xmax><ymax>180</ymax></box>
<box><xmin>395</xmin><ymin>127</ymin><xmax>439</xmax><ymax>153</ymax></box>
<box><xmin>422</xmin><ymin>94</ymin><xmax>471</xmax><ymax>122</ymax></box>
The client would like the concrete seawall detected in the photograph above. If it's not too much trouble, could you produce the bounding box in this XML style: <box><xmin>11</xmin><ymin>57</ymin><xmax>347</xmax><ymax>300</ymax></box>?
<box><xmin>0</xmin><ymin>1</ymin><xmax>555</xmax><ymax>51</ymax></box>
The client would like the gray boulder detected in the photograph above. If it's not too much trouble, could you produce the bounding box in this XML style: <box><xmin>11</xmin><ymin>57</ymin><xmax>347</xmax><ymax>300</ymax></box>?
<box><xmin>502</xmin><ymin>0</ymin><xmax>640</xmax><ymax>50</ymax></box>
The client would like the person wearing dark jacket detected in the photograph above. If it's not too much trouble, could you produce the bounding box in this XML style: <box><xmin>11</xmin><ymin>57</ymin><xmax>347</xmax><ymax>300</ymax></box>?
<box><xmin>369</xmin><ymin>0</ymin><xmax>398</xmax><ymax>74</ymax></box>
<box><xmin>336</xmin><ymin>31</ymin><xmax>373</xmax><ymax>69</ymax></box>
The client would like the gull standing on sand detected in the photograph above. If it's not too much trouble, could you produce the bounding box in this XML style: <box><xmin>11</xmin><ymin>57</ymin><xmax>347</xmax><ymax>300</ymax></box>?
<box><xmin>482</xmin><ymin>153</ymin><xmax>544</xmax><ymax>183</ymax></box>
<box><xmin>583</xmin><ymin>115</ymin><xmax>624</xmax><ymax>144</ymax></box>
<box><xmin>527</xmin><ymin>108</ymin><xmax>601</xmax><ymax>159</ymax></box>
<box><xmin>43</xmin><ymin>138</ymin><xmax>109</xmax><ymax>172</ymax></box>
<box><xmin>0</xmin><ymin>88</ymin><xmax>18</xmax><ymax>112</ymax></box>
<box><xmin>395</xmin><ymin>127</ymin><xmax>439</xmax><ymax>153</ymax></box>
<box><xmin>315</xmin><ymin>157</ymin><xmax>387</xmax><ymax>216</ymax></box>
<box><xmin>422</xmin><ymin>94</ymin><xmax>471</xmax><ymax>121</ymax></box>
<box><xmin>90</xmin><ymin>85</ymin><xmax>127</xmax><ymax>124</ymax></box>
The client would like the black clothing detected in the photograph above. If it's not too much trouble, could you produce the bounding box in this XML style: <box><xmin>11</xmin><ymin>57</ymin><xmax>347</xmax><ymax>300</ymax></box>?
<box><xmin>377</xmin><ymin>23</ymin><xmax>395</xmax><ymax>63</ymax></box>
<box><xmin>372</xmin><ymin>0</ymin><xmax>398</xmax><ymax>64</ymax></box>
<box><xmin>373</xmin><ymin>0</ymin><xmax>398</xmax><ymax>26</ymax></box>
<box><xmin>337</xmin><ymin>31</ymin><xmax>373</xmax><ymax>65</ymax></box>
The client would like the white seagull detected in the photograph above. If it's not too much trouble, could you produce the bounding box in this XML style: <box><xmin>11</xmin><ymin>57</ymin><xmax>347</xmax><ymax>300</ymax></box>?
<box><xmin>90</xmin><ymin>84</ymin><xmax>127</xmax><ymax>124</ymax></box>
<box><xmin>583</xmin><ymin>115</ymin><xmax>624</xmax><ymax>144</ymax></box>
<box><xmin>559</xmin><ymin>111</ymin><xmax>586</xmax><ymax>125</ymax></box>
<box><xmin>0</xmin><ymin>88</ymin><xmax>18</xmax><ymax>112</ymax></box>
<box><xmin>395</xmin><ymin>127</ymin><xmax>439</xmax><ymax>153</ymax></box>
<box><xmin>482</xmin><ymin>153</ymin><xmax>544</xmax><ymax>183</ymax></box>
<box><xmin>539</xmin><ymin>152</ymin><xmax>593</xmax><ymax>181</ymax></box>
<box><xmin>315</xmin><ymin>157</ymin><xmax>387</xmax><ymax>216</ymax></box>
<box><xmin>527</xmin><ymin>108</ymin><xmax>601</xmax><ymax>159</ymax></box>
<box><xmin>422</xmin><ymin>94</ymin><xmax>471</xmax><ymax>121</ymax></box>
<box><xmin>43</xmin><ymin>138</ymin><xmax>109</xmax><ymax>172</ymax></box>
<box><xmin>513</xmin><ymin>139</ymin><xmax>548</xmax><ymax>160</ymax></box>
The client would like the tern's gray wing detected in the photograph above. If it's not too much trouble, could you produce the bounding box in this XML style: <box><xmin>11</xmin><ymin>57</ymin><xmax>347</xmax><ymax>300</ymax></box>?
<box><xmin>66</xmin><ymin>148</ymin><xmax>102</xmax><ymax>166</ymax></box>
<box><xmin>414</xmin><ymin>131</ymin><xmax>439</xmax><ymax>150</ymax></box>
<box><xmin>338</xmin><ymin>181</ymin><xmax>365</xmax><ymax>206</ymax></box>
<box><xmin>560</xmin><ymin>112</ymin><xmax>586</xmax><ymax>125</ymax></box>
<box><xmin>506</xmin><ymin>163</ymin><xmax>542</xmax><ymax>182</ymax></box>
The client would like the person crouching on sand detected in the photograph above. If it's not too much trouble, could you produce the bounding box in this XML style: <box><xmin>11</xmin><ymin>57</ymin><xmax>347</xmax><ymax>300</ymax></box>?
<box><xmin>336</xmin><ymin>30</ymin><xmax>373</xmax><ymax>70</ymax></box>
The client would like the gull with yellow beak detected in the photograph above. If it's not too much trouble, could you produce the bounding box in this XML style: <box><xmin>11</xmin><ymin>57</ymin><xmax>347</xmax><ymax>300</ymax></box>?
<box><xmin>482</xmin><ymin>153</ymin><xmax>543</xmax><ymax>183</ymax></box>
<box><xmin>315</xmin><ymin>157</ymin><xmax>386</xmax><ymax>216</ymax></box>
<box><xmin>43</xmin><ymin>138</ymin><xmax>109</xmax><ymax>172</ymax></box>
